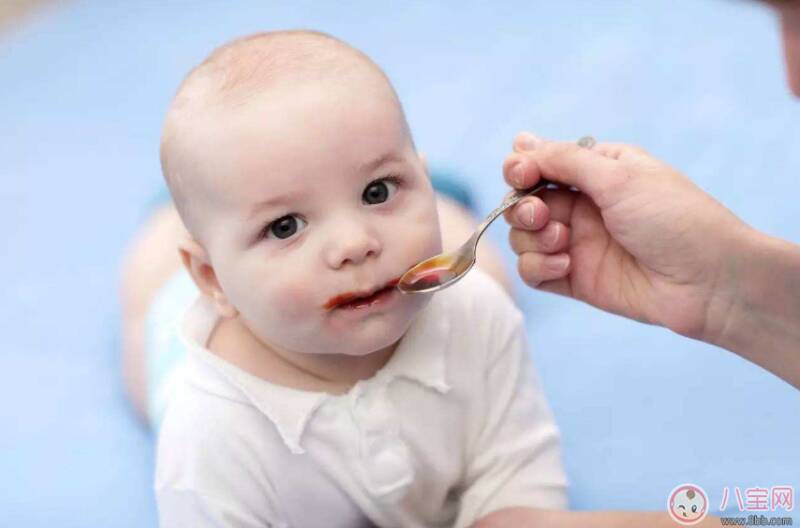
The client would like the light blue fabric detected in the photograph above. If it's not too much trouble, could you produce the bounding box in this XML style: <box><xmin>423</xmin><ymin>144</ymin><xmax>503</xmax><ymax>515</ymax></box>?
<box><xmin>143</xmin><ymin>271</ymin><xmax>196</xmax><ymax>433</ymax></box>
<box><xmin>2</xmin><ymin>1</ymin><xmax>799</xmax><ymax>526</ymax></box>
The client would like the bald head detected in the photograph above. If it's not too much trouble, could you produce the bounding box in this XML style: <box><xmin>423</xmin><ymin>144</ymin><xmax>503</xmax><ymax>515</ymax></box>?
<box><xmin>160</xmin><ymin>30</ymin><xmax>404</xmax><ymax>242</ymax></box>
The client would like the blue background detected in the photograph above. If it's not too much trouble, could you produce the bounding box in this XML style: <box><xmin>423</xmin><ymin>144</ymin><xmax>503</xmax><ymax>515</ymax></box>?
<box><xmin>1</xmin><ymin>0</ymin><xmax>798</xmax><ymax>525</ymax></box>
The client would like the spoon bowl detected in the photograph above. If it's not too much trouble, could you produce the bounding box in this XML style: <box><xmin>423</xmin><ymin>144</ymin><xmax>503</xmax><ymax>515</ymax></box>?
<box><xmin>396</xmin><ymin>245</ymin><xmax>478</xmax><ymax>294</ymax></box>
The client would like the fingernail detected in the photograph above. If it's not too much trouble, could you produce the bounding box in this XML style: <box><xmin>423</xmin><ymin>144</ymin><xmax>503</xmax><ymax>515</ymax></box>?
<box><xmin>517</xmin><ymin>202</ymin><xmax>535</xmax><ymax>227</ymax></box>
<box><xmin>546</xmin><ymin>254</ymin><xmax>570</xmax><ymax>272</ymax></box>
<box><xmin>546</xmin><ymin>224</ymin><xmax>560</xmax><ymax>246</ymax></box>
<box><xmin>517</xmin><ymin>131</ymin><xmax>541</xmax><ymax>151</ymax></box>
<box><xmin>511</xmin><ymin>161</ymin><xmax>525</xmax><ymax>187</ymax></box>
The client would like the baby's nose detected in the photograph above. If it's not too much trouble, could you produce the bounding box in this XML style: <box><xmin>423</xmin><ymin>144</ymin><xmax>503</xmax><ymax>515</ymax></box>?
<box><xmin>324</xmin><ymin>224</ymin><xmax>382</xmax><ymax>269</ymax></box>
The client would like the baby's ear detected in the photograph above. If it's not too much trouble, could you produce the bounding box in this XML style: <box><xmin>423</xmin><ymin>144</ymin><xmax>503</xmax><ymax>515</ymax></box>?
<box><xmin>178</xmin><ymin>235</ymin><xmax>238</xmax><ymax>319</ymax></box>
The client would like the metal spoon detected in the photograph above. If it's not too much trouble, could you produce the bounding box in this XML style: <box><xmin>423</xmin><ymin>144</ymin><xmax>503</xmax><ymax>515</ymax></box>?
<box><xmin>398</xmin><ymin>135</ymin><xmax>596</xmax><ymax>294</ymax></box>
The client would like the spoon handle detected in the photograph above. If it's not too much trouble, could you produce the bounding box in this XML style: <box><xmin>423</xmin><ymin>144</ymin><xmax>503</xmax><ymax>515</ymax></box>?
<box><xmin>474</xmin><ymin>178</ymin><xmax>552</xmax><ymax>238</ymax></box>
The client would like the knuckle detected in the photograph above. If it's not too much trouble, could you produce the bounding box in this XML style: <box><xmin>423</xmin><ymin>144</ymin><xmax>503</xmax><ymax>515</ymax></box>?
<box><xmin>549</xmin><ymin>140</ymin><xmax>581</xmax><ymax>156</ymax></box>
<box><xmin>626</xmin><ymin>143</ymin><xmax>648</xmax><ymax>155</ymax></box>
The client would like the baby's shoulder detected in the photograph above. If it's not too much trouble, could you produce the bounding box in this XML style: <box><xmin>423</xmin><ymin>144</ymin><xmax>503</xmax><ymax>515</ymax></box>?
<box><xmin>431</xmin><ymin>268</ymin><xmax>524</xmax><ymax>332</ymax></box>
<box><xmin>420</xmin><ymin>269</ymin><xmax>526</xmax><ymax>369</ymax></box>
<box><xmin>154</xmin><ymin>378</ymin><xmax>292</xmax><ymax>522</ymax></box>
<box><xmin>156</xmin><ymin>366</ymin><xmax>287</xmax><ymax>472</ymax></box>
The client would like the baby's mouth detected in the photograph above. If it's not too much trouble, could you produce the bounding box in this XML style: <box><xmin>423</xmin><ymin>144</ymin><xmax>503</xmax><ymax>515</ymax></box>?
<box><xmin>324</xmin><ymin>278</ymin><xmax>401</xmax><ymax>310</ymax></box>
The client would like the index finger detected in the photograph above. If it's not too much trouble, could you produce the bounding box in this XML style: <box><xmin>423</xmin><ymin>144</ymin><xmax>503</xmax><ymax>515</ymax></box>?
<box><xmin>504</xmin><ymin>141</ymin><xmax>628</xmax><ymax>208</ymax></box>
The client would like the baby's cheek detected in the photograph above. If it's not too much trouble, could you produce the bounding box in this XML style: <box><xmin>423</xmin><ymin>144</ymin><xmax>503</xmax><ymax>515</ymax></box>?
<box><xmin>271</xmin><ymin>279</ymin><xmax>317</xmax><ymax>318</ymax></box>
<box><xmin>404</xmin><ymin>218</ymin><xmax>442</xmax><ymax>258</ymax></box>
<box><xmin>392</xmin><ymin>200</ymin><xmax>441</xmax><ymax>258</ymax></box>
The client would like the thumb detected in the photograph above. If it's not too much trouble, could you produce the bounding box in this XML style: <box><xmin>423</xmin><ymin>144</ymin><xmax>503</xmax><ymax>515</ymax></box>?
<box><xmin>511</xmin><ymin>135</ymin><xmax>630</xmax><ymax>209</ymax></box>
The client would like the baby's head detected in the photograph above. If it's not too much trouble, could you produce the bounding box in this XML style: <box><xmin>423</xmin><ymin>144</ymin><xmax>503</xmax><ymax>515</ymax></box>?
<box><xmin>161</xmin><ymin>30</ymin><xmax>442</xmax><ymax>358</ymax></box>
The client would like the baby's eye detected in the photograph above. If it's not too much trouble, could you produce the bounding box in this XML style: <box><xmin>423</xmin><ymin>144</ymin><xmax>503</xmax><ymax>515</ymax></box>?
<box><xmin>362</xmin><ymin>177</ymin><xmax>400</xmax><ymax>205</ymax></box>
<box><xmin>691</xmin><ymin>506</ymin><xmax>697</xmax><ymax>513</ymax></box>
<box><xmin>264</xmin><ymin>214</ymin><xmax>307</xmax><ymax>240</ymax></box>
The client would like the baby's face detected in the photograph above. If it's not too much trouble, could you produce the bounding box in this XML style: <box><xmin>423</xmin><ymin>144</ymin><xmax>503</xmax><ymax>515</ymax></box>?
<box><xmin>191</xmin><ymin>75</ymin><xmax>441</xmax><ymax>357</ymax></box>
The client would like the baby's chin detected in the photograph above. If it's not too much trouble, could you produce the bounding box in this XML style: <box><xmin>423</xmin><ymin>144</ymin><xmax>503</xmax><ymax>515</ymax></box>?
<box><xmin>325</xmin><ymin>318</ymin><xmax>412</xmax><ymax>356</ymax></box>
<box><xmin>322</xmin><ymin>295</ymin><xmax>431</xmax><ymax>356</ymax></box>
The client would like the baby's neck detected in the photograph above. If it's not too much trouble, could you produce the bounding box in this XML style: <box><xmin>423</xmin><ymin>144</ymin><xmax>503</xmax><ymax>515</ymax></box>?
<box><xmin>207</xmin><ymin>315</ymin><xmax>398</xmax><ymax>395</ymax></box>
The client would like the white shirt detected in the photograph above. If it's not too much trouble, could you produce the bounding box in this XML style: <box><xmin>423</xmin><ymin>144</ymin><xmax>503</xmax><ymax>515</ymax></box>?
<box><xmin>154</xmin><ymin>269</ymin><xmax>567</xmax><ymax>528</ymax></box>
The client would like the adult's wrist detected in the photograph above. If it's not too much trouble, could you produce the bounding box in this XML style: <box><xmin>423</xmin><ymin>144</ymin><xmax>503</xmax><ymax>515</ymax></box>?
<box><xmin>705</xmin><ymin>225</ymin><xmax>800</xmax><ymax>386</ymax></box>
<box><xmin>699</xmin><ymin>223</ymin><xmax>761</xmax><ymax>346</ymax></box>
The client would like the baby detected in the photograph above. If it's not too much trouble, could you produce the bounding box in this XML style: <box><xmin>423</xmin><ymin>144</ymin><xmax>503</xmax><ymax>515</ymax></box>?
<box><xmin>143</xmin><ymin>30</ymin><xmax>722</xmax><ymax>528</ymax></box>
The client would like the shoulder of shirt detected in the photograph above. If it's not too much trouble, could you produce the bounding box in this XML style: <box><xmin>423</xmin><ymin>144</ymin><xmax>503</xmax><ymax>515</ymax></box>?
<box><xmin>157</xmin><ymin>372</ymin><xmax>256</xmax><ymax>449</ymax></box>
<box><xmin>154</xmin><ymin>376</ymin><xmax>278</xmax><ymax>486</ymax></box>
<box><xmin>419</xmin><ymin>268</ymin><xmax>527</xmax><ymax>371</ymax></box>
<box><xmin>430</xmin><ymin>267</ymin><xmax>524</xmax><ymax>329</ymax></box>
<box><xmin>154</xmin><ymin>380</ymin><xmax>287</xmax><ymax>524</ymax></box>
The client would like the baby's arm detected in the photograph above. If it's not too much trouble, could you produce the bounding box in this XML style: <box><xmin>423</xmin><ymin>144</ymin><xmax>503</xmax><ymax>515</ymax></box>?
<box><xmin>474</xmin><ymin>508</ymin><xmax>724</xmax><ymax>527</ymax></box>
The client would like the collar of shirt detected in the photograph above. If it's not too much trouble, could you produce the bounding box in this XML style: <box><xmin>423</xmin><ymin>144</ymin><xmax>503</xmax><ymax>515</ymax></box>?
<box><xmin>176</xmin><ymin>294</ymin><xmax>452</xmax><ymax>454</ymax></box>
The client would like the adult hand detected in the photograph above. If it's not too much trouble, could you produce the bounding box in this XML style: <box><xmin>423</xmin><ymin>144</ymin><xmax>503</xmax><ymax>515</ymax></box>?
<box><xmin>502</xmin><ymin>132</ymin><xmax>752</xmax><ymax>343</ymax></box>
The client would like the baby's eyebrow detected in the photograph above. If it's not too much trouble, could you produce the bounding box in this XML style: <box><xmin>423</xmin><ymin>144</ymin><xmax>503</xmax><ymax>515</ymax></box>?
<box><xmin>358</xmin><ymin>152</ymin><xmax>405</xmax><ymax>173</ymax></box>
<box><xmin>246</xmin><ymin>191</ymin><xmax>301</xmax><ymax>220</ymax></box>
